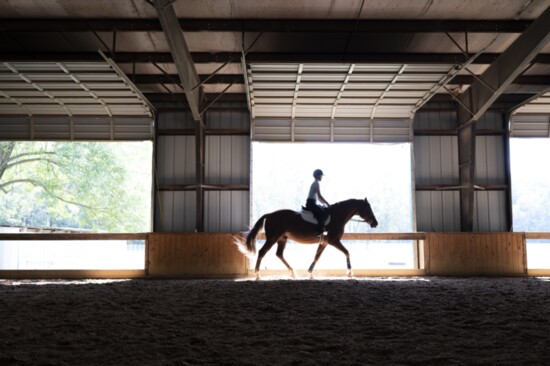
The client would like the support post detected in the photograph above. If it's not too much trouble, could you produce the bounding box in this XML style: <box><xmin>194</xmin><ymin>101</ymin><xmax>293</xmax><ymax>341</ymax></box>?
<box><xmin>154</xmin><ymin>0</ymin><xmax>206</xmax><ymax>231</ymax></box>
<box><xmin>456</xmin><ymin>5</ymin><xmax>550</xmax><ymax>231</ymax></box>
<box><xmin>195</xmin><ymin>120</ymin><xmax>205</xmax><ymax>232</ymax></box>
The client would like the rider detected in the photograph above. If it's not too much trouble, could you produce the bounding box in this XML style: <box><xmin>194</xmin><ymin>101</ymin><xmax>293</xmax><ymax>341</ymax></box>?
<box><xmin>306</xmin><ymin>169</ymin><xmax>330</xmax><ymax>235</ymax></box>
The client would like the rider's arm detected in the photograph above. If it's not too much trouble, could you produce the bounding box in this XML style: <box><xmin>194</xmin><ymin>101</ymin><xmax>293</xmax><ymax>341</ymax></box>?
<box><xmin>316</xmin><ymin>187</ymin><xmax>329</xmax><ymax>206</ymax></box>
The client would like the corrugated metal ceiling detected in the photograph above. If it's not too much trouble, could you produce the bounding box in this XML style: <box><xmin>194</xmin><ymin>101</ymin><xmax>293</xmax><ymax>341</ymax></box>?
<box><xmin>511</xmin><ymin>91</ymin><xmax>550</xmax><ymax>137</ymax></box>
<box><xmin>0</xmin><ymin>61</ymin><xmax>153</xmax><ymax>117</ymax></box>
<box><xmin>247</xmin><ymin>63</ymin><xmax>456</xmax><ymax>119</ymax></box>
<box><xmin>0</xmin><ymin>0</ymin><xmax>549</xmax><ymax>118</ymax></box>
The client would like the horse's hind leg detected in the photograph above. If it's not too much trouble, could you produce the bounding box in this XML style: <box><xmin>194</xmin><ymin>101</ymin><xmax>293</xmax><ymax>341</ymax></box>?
<box><xmin>275</xmin><ymin>237</ymin><xmax>296</xmax><ymax>279</ymax></box>
<box><xmin>307</xmin><ymin>239</ymin><xmax>328</xmax><ymax>279</ymax></box>
<box><xmin>254</xmin><ymin>239</ymin><xmax>276</xmax><ymax>280</ymax></box>
<box><xmin>331</xmin><ymin>240</ymin><xmax>353</xmax><ymax>277</ymax></box>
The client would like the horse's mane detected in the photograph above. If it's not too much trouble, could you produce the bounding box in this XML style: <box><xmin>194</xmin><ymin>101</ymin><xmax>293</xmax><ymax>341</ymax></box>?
<box><xmin>329</xmin><ymin>198</ymin><xmax>362</xmax><ymax>208</ymax></box>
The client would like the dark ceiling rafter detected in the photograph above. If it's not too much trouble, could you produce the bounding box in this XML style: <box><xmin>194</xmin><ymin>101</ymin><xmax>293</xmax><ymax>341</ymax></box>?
<box><xmin>3</xmin><ymin>52</ymin><xmax>550</xmax><ymax>64</ymax></box>
<box><xmin>128</xmin><ymin>73</ymin><xmax>550</xmax><ymax>86</ymax></box>
<box><xmin>0</xmin><ymin>18</ymin><xmax>533</xmax><ymax>33</ymax></box>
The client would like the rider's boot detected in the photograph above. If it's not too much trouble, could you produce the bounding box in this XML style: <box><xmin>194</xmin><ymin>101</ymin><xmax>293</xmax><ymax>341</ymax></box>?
<box><xmin>315</xmin><ymin>218</ymin><xmax>325</xmax><ymax>235</ymax></box>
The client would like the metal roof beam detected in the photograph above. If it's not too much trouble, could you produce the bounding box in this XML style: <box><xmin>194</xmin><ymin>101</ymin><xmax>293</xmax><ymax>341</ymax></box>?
<box><xmin>153</xmin><ymin>0</ymin><xmax>202</xmax><ymax>122</ymax></box>
<box><xmin>126</xmin><ymin>73</ymin><xmax>550</xmax><ymax>86</ymax></box>
<box><xmin>3</xmin><ymin>52</ymin><xmax>550</xmax><ymax>64</ymax></box>
<box><xmin>0</xmin><ymin>18</ymin><xmax>532</xmax><ymax>33</ymax></box>
<box><xmin>457</xmin><ymin>5</ymin><xmax>550</xmax><ymax>232</ymax></box>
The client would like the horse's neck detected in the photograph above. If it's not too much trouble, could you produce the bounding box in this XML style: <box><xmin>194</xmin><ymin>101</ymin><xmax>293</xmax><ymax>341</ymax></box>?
<box><xmin>331</xmin><ymin>199</ymin><xmax>359</xmax><ymax>223</ymax></box>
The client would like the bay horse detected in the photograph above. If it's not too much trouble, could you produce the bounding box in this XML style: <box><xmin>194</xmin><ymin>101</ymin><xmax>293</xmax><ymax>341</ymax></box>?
<box><xmin>240</xmin><ymin>198</ymin><xmax>378</xmax><ymax>280</ymax></box>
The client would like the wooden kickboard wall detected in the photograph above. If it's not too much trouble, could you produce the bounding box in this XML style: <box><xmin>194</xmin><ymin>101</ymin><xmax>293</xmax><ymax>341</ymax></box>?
<box><xmin>424</xmin><ymin>233</ymin><xmax>526</xmax><ymax>276</ymax></box>
<box><xmin>147</xmin><ymin>233</ymin><xmax>248</xmax><ymax>277</ymax></box>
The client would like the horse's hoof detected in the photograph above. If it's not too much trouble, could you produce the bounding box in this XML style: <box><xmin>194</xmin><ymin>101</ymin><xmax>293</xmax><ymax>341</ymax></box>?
<box><xmin>290</xmin><ymin>270</ymin><xmax>297</xmax><ymax>279</ymax></box>
<box><xmin>309</xmin><ymin>274</ymin><xmax>315</xmax><ymax>280</ymax></box>
<box><xmin>255</xmin><ymin>273</ymin><xmax>261</xmax><ymax>281</ymax></box>
<box><xmin>347</xmin><ymin>270</ymin><xmax>354</xmax><ymax>278</ymax></box>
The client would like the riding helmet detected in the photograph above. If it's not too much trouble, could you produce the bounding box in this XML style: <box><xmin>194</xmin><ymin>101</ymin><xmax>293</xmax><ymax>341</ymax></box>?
<box><xmin>313</xmin><ymin>169</ymin><xmax>324</xmax><ymax>178</ymax></box>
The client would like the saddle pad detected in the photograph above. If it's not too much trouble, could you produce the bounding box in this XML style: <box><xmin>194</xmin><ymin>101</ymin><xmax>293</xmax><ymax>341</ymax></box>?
<box><xmin>300</xmin><ymin>210</ymin><xmax>331</xmax><ymax>226</ymax></box>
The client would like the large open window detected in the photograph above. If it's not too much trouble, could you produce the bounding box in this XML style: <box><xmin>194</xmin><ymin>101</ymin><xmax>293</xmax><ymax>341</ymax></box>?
<box><xmin>0</xmin><ymin>141</ymin><xmax>153</xmax><ymax>270</ymax></box>
<box><xmin>510</xmin><ymin>138</ymin><xmax>550</xmax><ymax>269</ymax></box>
<box><xmin>251</xmin><ymin>142</ymin><xmax>414</xmax><ymax>270</ymax></box>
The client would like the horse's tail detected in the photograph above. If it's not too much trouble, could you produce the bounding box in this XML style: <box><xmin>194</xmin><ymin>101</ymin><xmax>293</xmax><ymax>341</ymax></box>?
<box><xmin>244</xmin><ymin>214</ymin><xmax>269</xmax><ymax>255</ymax></box>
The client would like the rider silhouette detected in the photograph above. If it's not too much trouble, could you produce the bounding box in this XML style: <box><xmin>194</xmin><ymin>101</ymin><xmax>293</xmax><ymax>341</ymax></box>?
<box><xmin>305</xmin><ymin>169</ymin><xmax>330</xmax><ymax>235</ymax></box>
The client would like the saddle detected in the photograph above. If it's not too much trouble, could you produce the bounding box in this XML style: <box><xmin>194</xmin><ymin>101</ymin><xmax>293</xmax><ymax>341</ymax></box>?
<box><xmin>300</xmin><ymin>207</ymin><xmax>331</xmax><ymax>226</ymax></box>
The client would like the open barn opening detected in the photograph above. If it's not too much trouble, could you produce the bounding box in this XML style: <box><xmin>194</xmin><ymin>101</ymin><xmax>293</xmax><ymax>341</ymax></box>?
<box><xmin>510</xmin><ymin>138</ymin><xmax>550</xmax><ymax>269</ymax></box>
<box><xmin>0</xmin><ymin>141</ymin><xmax>153</xmax><ymax>270</ymax></box>
<box><xmin>250</xmin><ymin>141</ymin><xmax>415</xmax><ymax>270</ymax></box>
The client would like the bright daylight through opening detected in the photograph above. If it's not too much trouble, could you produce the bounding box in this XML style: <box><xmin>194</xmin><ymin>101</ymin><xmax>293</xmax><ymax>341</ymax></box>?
<box><xmin>510</xmin><ymin>138</ymin><xmax>550</xmax><ymax>269</ymax></box>
<box><xmin>0</xmin><ymin>141</ymin><xmax>153</xmax><ymax>270</ymax></box>
<box><xmin>251</xmin><ymin>142</ymin><xmax>414</xmax><ymax>270</ymax></box>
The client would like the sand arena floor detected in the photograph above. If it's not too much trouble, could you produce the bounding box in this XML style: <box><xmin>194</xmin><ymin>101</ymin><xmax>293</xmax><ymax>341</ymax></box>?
<box><xmin>1</xmin><ymin>276</ymin><xmax>550</xmax><ymax>365</ymax></box>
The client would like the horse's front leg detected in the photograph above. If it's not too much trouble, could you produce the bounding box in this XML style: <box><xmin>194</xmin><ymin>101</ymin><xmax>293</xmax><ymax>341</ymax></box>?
<box><xmin>332</xmin><ymin>240</ymin><xmax>353</xmax><ymax>278</ymax></box>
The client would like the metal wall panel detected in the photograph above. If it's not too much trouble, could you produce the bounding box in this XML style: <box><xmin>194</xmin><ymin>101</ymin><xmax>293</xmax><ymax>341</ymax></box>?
<box><xmin>253</xmin><ymin>117</ymin><xmax>411</xmax><ymax>142</ymax></box>
<box><xmin>0</xmin><ymin>116</ymin><xmax>153</xmax><ymax>140</ymax></box>
<box><xmin>252</xmin><ymin>118</ymin><xmax>292</xmax><ymax>141</ymax></box>
<box><xmin>414</xmin><ymin>136</ymin><xmax>459</xmax><ymax>185</ymax></box>
<box><xmin>474</xmin><ymin>191</ymin><xmax>508</xmax><ymax>231</ymax></box>
<box><xmin>156</xmin><ymin>135</ymin><xmax>195</xmax><ymax>185</ymax></box>
<box><xmin>206</xmin><ymin>136</ymin><xmax>250</xmax><ymax>185</ymax></box>
<box><xmin>155</xmin><ymin>191</ymin><xmax>196</xmax><ymax>232</ymax></box>
<box><xmin>206</xmin><ymin>102</ymin><xmax>249</xmax><ymax>130</ymax></box>
<box><xmin>415</xmin><ymin>191</ymin><xmax>460</xmax><ymax>231</ymax></box>
<box><xmin>333</xmin><ymin>119</ymin><xmax>370</xmax><ymax>142</ymax></box>
<box><xmin>205</xmin><ymin>191</ymin><xmax>250</xmax><ymax>232</ymax></box>
<box><xmin>372</xmin><ymin>119</ymin><xmax>411</xmax><ymax>142</ymax></box>
<box><xmin>511</xmin><ymin>92</ymin><xmax>550</xmax><ymax>135</ymax></box>
<box><xmin>155</xmin><ymin>103</ymin><xmax>251</xmax><ymax>233</ymax></box>
<box><xmin>477</xmin><ymin>110</ymin><xmax>503</xmax><ymax>130</ymax></box>
<box><xmin>205</xmin><ymin>135</ymin><xmax>250</xmax><ymax>232</ymax></box>
<box><xmin>475</xmin><ymin>136</ymin><xmax>506</xmax><ymax>185</ymax></box>
<box><xmin>510</xmin><ymin>114</ymin><xmax>550</xmax><ymax>137</ymax></box>
<box><xmin>157</xmin><ymin>109</ymin><xmax>195</xmax><ymax>130</ymax></box>
<box><xmin>414</xmin><ymin>107</ymin><xmax>509</xmax><ymax>232</ymax></box>
<box><xmin>413</xmin><ymin>102</ymin><xmax>456</xmax><ymax>130</ymax></box>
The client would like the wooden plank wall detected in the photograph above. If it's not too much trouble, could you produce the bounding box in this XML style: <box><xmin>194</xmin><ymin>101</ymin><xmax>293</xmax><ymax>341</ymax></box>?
<box><xmin>147</xmin><ymin>233</ymin><xmax>248</xmax><ymax>277</ymax></box>
<box><xmin>425</xmin><ymin>233</ymin><xmax>526</xmax><ymax>276</ymax></box>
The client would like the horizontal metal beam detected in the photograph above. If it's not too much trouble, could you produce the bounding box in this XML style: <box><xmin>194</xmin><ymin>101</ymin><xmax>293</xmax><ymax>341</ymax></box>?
<box><xmin>3</xmin><ymin>52</ymin><xmax>550</xmax><ymax>64</ymax></box>
<box><xmin>133</xmin><ymin>73</ymin><xmax>243</xmax><ymax>85</ymax></box>
<box><xmin>414</xmin><ymin>128</ymin><xmax>506</xmax><ymax>136</ymax></box>
<box><xmin>146</xmin><ymin>92</ymin><xmax>246</xmax><ymax>103</ymax></box>
<box><xmin>130</xmin><ymin>73</ymin><xmax>550</xmax><ymax>86</ymax></box>
<box><xmin>157</xmin><ymin>128</ymin><xmax>249</xmax><ymax>136</ymax></box>
<box><xmin>144</xmin><ymin>92</ymin><xmax>535</xmax><ymax>104</ymax></box>
<box><xmin>415</xmin><ymin>184</ymin><xmax>508</xmax><ymax>191</ymax></box>
<box><xmin>158</xmin><ymin>184</ymin><xmax>249</xmax><ymax>191</ymax></box>
<box><xmin>0</xmin><ymin>18</ymin><xmax>532</xmax><ymax>33</ymax></box>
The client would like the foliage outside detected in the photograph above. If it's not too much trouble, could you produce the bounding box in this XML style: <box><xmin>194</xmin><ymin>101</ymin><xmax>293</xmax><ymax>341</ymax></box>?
<box><xmin>0</xmin><ymin>141</ymin><xmax>152</xmax><ymax>233</ymax></box>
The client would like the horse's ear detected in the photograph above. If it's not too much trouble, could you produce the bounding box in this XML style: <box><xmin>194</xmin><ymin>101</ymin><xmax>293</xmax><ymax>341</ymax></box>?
<box><xmin>364</xmin><ymin>197</ymin><xmax>368</xmax><ymax>202</ymax></box>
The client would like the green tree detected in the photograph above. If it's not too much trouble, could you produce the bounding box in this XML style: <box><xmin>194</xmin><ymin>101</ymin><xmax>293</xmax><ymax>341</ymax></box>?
<box><xmin>0</xmin><ymin>141</ymin><xmax>151</xmax><ymax>232</ymax></box>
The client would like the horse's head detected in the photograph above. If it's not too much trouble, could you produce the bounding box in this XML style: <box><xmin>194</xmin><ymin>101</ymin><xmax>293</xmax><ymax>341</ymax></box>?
<box><xmin>359</xmin><ymin>198</ymin><xmax>378</xmax><ymax>228</ymax></box>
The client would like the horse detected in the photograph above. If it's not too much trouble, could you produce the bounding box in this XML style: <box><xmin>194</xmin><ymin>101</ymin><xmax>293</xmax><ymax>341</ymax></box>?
<box><xmin>239</xmin><ymin>198</ymin><xmax>378</xmax><ymax>280</ymax></box>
